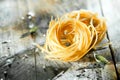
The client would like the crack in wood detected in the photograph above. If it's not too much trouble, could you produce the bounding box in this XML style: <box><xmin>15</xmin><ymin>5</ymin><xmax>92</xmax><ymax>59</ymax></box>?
<box><xmin>1</xmin><ymin>0</ymin><xmax>119</xmax><ymax>80</ymax></box>
<box><xmin>33</xmin><ymin>49</ymin><xmax>37</xmax><ymax>80</ymax></box>
<box><xmin>99</xmin><ymin>0</ymin><xmax>120</xmax><ymax>79</ymax></box>
<box><xmin>25</xmin><ymin>0</ymin><xmax>37</xmax><ymax>80</ymax></box>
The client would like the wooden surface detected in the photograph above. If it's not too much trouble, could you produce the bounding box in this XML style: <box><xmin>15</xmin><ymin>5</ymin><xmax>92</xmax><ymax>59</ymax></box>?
<box><xmin>0</xmin><ymin>0</ymin><xmax>120</xmax><ymax>80</ymax></box>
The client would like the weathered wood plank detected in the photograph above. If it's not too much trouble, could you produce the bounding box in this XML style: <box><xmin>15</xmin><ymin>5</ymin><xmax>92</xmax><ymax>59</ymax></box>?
<box><xmin>0</xmin><ymin>0</ymin><xmax>37</xmax><ymax>80</ymax></box>
<box><xmin>6</xmin><ymin>51</ymin><xmax>36</xmax><ymax>80</ymax></box>
<box><xmin>100</xmin><ymin>0</ymin><xmax>120</xmax><ymax>78</ymax></box>
<box><xmin>53</xmin><ymin>63</ymin><xmax>120</xmax><ymax>80</ymax></box>
<box><xmin>0</xmin><ymin>0</ymin><xmax>19</xmax><ymax>58</ymax></box>
<box><xmin>6</xmin><ymin>50</ymin><xmax>57</xmax><ymax>80</ymax></box>
<box><xmin>101</xmin><ymin>0</ymin><xmax>120</xmax><ymax>62</ymax></box>
<box><xmin>0</xmin><ymin>0</ymin><xmax>19</xmax><ymax>27</ymax></box>
<box><xmin>0</xmin><ymin>0</ymin><xmax>33</xmax><ymax>58</ymax></box>
<box><xmin>0</xmin><ymin>0</ymin><xmax>119</xmax><ymax>80</ymax></box>
<box><xmin>53</xmin><ymin>65</ymin><xmax>103</xmax><ymax>80</ymax></box>
<box><xmin>0</xmin><ymin>0</ymin><xmax>21</xmax><ymax>79</ymax></box>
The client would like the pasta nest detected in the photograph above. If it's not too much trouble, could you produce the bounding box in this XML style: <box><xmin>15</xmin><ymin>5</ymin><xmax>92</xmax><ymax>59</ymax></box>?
<box><xmin>42</xmin><ymin>10</ymin><xmax>107</xmax><ymax>62</ymax></box>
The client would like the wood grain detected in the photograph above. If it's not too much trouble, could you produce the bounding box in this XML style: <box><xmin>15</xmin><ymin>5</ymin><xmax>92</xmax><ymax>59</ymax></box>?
<box><xmin>100</xmin><ymin>0</ymin><xmax>120</xmax><ymax>79</ymax></box>
<box><xmin>101</xmin><ymin>0</ymin><xmax>120</xmax><ymax>62</ymax></box>
<box><xmin>0</xmin><ymin>0</ymin><xmax>120</xmax><ymax>80</ymax></box>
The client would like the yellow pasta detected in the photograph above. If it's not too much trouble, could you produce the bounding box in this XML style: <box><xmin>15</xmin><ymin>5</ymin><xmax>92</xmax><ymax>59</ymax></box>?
<box><xmin>64</xmin><ymin>10</ymin><xmax>107</xmax><ymax>44</ymax></box>
<box><xmin>37</xmin><ymin>10</ymin><xmax>107</xmax><ymax>62</ymax></box>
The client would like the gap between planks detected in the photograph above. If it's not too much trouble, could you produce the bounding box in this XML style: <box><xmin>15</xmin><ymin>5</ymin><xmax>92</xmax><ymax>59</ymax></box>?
<box><xmin>99</xmin><ymin>0</ymin><xmax>120</xmax><ymax>79</ymax></box>
<box><xmin>0</xmin><ymin>0</ymin><xmax>110</xmax><ymax>79</ymax></box>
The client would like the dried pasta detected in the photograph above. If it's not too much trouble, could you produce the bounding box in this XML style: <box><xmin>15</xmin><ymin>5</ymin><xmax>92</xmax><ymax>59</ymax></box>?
<box><xmin>38</xmin><ymin>10</ymin><xmax>107</xmax><ymax>62</ymax></box>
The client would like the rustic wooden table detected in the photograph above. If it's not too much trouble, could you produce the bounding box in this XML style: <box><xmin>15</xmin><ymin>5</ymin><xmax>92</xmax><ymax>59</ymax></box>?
<box><xmin>0</xmin><ymin>0</ymin><xmax>120</xmax><ymax>80</ymax></box>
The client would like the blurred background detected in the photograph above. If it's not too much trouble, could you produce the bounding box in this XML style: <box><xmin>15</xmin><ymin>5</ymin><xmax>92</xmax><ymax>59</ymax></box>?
<box><xmin>0</xmin><ymin>0</ymin><xmax>86</xmax><ymax>27</ymax></box>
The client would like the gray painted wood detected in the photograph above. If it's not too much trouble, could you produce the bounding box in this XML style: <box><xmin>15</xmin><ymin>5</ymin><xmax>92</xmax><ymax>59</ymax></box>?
<box><xmin>0</xmin><ymin>0</ymin><xmax>36</xmax><ymax>80</ymax></box>
<box><xmin>0</xmin><ymin>0</ymin><xmax>120</xmax><ymax>80</ymax></box>
<box><xmin>53</xmin><ymin>63</ymin><xmax>120</xmax><ymax>80</ymax></box>
<box><xmin>101</xmin><ymin>0</ymin><xmax>120</xmax><ymax>78</ymax></box>
<box><xmin>101</xmin><ymin>0</ymin><xmax>120</xmax><ymax>62</ymax></box>
<box><xmin>0</xmin><ymin>0</ymin><xmax>33</xmax><ymax>57</ymax></box>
